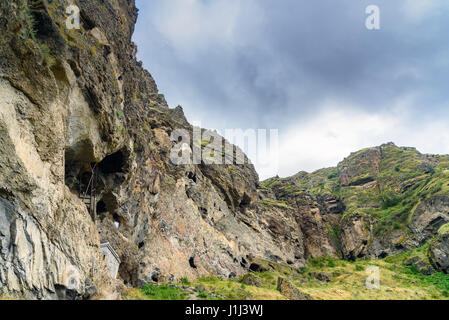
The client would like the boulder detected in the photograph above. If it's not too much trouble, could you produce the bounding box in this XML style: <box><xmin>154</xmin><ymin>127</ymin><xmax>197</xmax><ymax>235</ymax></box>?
<box><xmin>241</xmin><ymin>274</ymin><xmax>262</xmax><ymax>287</ymax></box>
<box><xmin>309</xmin><ymin>272</ymin><xmax>333</xmax><ymax>283</ymax></box>
<box><xmin>429</xmin><ymin>226</ymin><xmax>449</xmax><ymax>273</ymax></box>
<box><xmin>277</xmin><ymin>277</ymin><xmax>312</xmax><ymax>300</ymax></box>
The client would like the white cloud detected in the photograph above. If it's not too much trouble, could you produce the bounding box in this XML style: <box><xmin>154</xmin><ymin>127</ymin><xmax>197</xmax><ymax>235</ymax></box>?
<box><xmin>254</xmin><ymin>105</ymin><xmax>449</xmax><ymax>180</ymax></box>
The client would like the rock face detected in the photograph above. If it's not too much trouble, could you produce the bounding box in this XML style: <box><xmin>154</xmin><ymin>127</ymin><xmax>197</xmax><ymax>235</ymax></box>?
<box><xmin>2</xmin><ymin>0</ymin><xmax>449</xmax><ymax>300</ymax></box>
<box><xmin>263</xmin><ymin>143</ymin><xmax>449</xmax><ymax>264</ymax></box>
<box><xmin>429</xmin><ymin>224</ymin><xmax>449</xmax><ymax>273</ymax></box>
<box><xmin>338</xmin><ymin>148</ymin><xmax>381</xmax><ymax>187</ymax></box>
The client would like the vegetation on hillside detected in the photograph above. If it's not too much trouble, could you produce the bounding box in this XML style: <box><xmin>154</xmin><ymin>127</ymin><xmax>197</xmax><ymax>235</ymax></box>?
<box><xmin>261</xmin><ymin>143</ymin><xmax>449</xmax><ymax>238</ymax></box>
<box><xmin>124</xmin><ymin>256</ymin><xmax>449</xmax><ymax>300</ymax></box>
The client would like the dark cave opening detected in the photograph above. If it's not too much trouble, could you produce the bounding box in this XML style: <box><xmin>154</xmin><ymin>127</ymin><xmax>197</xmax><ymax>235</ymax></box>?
<box><xmin>378</xmin><ymin>252</ymin><xmax>388</xmax><ymax>259</ymax></box>
<box><xmin>80</xmin><ymin>10</ymin><xmax>96</xmax><ymax>31</ymax></box>
<box><xmin>64</xmin><ymin>138</ymin><xmax>97</xmax><ymax>192</ymax></box>
<box><xmin>98</xmin><ymin>150</ymin><xmax>127</xmax><ymax>174</ymax></box>
<box><xmin>240</xmin><ymin>257</ymin><xmax>248</xmax><ymax>268</ymax></box>
<box><xmin>249</xmin><ymin>263</ymin><xmax>266</xmax><ymax>272</ymax></box>
<box><xmin>103</xmin><ymin>45</ymin><xmax>112</xmax><ymax>57</ymax></box>
<box><xmin>199</xmin><ymin>207</ymin><xmax>208</xmax><ymax>218</ymax></box>
<box><xmin>96</xmin><ymin>200</ymin><xmax>107</xmax><ymax>214</ymax></box>
<box><xmin>239</xmin><ymin>193</ymin><xmax>252</xmax><ymax>212</ymax></box>
<box><xmin>187</xmin><ymin>172</ymin><xmax>197</xmax><ymax>183</ymax></box>
<box><xmin>189</xmin><ymin>257</ymin><xmax>197</xmax><ymax>269</ymax></box>
<box><xmin>29</xmin><ymin>1</ymin><xmax>57</xmax><ymax>38</ymax></box>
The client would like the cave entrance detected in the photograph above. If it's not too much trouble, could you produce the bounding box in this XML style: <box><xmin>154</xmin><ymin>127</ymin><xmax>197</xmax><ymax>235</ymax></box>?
<box><xmin>239</xmin><ymin>193</ymin><xmax>252</xmax><ymax>213</ymax></box>
<box><xmin>98</xmin><ymin>150</ymin><xmax>127</xmax><ymax>174</ymax></box>
<box><xmin>65</xmin><ymin>147</ymin><xmax>129</xmax><ymax>225</ymax></box>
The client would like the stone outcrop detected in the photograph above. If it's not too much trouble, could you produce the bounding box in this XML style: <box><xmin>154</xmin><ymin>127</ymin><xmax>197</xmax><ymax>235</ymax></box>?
<box><xmin>338</xmin><ymin>147</ymin><xmax>381</xmax><ymax>187</ymax></box>
<box><xmin>277</xmin><ymin>277</ymin><xmax>312</xmax><ymax>300</ymax></box>
<box><xmin>429</xmin><ymin>224</ymin><xmax>449</xmax><ymax>273</ymax></box>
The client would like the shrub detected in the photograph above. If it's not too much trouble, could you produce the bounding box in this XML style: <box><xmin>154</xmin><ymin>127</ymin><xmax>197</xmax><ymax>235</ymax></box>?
<box><xmin>392</xmin><ymin>222</ymin><xmax>401</xmax><ymax>230</ymax></box>
<box><xmin>380</xmin><ymin>190</ymin><xmax>402</xmax><ymax>209</ymax></box>
<box><xmin>355</xmin><ymin>265</ymin><xmax>364</xmax><ymax>272</ymax></box>
<box><xmin>327</xmin><ymin>257</ymin><xmax>337</xmax><ymax>267</ymax></box>
<box><xmin>327</xmin><ymin>170</ymin><xmax>339</xmax><ymax>180</ymax></box>
<box><xmin>18</xmin><ymin>5</ymin><xmax>37</xmax><ymax>41</ymax></box>
<box><xmin>39</xmin><ymin>44</ymin><xmax>56</xmax><ymax>68</ymax></box>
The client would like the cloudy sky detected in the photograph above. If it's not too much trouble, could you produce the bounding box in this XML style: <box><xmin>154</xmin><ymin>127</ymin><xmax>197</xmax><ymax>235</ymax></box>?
<box><xmin>133</xmin><ymin>0</ymin><xmax>449</xmax><ymax>179</ymax></box>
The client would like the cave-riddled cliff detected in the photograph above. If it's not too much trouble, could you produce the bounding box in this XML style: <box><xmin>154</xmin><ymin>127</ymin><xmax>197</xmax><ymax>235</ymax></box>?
<box><xmin>1</xmin><ymin>0</ymin><xmax>449</xmax><ymax>300</ymax></box>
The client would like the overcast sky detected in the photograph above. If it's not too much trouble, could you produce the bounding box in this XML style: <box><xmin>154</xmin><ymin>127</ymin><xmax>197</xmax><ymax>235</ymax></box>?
<box><xmin>133</xmin><ymin>0</ymin><xmax>449</xmax><ymax>179</ymax></box>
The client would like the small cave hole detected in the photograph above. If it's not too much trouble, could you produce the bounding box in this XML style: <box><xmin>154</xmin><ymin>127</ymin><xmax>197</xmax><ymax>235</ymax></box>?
<box><xmin>112</xmin><ymin>213</ymin><xmax>121</xmax><ymax>230</ymax></box>
<box><xmin>138</xmin><ymin>242</ymin><xmax>144</xmax><ymax>249</ymax></box>
<box><xmin>68</xmin><ymin>60</ymin><xmax>81</xmax><ymax>78</ymax></box>
<box><xmin>240</xmin><ymin>257</ymin><xmax>248</xmax><ymax>268</ymax></box>
<box><xmin>96</xmin><ymin>200</ymin><xmax>107</xmax><ymax>214</ymax></box>
<box><xmin>249</xmin><ymin>263</ymin><xmax>265</xmax><ymax>272</ymax></box>
<box><xmin>189</xmin><ymin>257</ymin><xmax>197</xmax><ymax>269</ymax></box>
<box><xmin>103</xmin><ymin>45</ymin><xmax>112</xmax><ymax>57</ymax></box>
<box><xmin>199</xmin><ymin>207</ymin><xmax>208</xmax><ymax>218</ymax></box>
<box><xmin>187</xmin><ymin>172</ymin><xmax>197</xmax><ymax>183</ymax></box>
<box><xmin>80</xmin><ymin>10</ymin><xmax>95</xmax><ymax>31</ymax></box>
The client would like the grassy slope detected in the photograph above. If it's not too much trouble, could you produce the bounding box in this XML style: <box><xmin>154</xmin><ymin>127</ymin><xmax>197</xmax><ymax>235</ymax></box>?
<box><xmin>124</xmin><ymin>256</ymin><xmax>449</xmax><ymax>300</ymax></box>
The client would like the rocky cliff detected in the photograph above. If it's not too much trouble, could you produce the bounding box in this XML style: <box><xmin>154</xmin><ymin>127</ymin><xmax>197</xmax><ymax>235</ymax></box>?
<box><xmin>263</xmin><ymin>143</ymin><xmax>449</xmax><ymax>269</ymax></box>
<box><xmin>1</xmin><ymin>0</ymin><xmax>449</xmax><ymax>300</ymax></box>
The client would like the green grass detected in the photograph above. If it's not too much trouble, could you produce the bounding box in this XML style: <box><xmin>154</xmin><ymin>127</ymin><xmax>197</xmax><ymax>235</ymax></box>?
<box><xmin>263</xmin><ymin>198</ymin><xmax>292</xmax><ymax>209</ymax></box>
<box><xmin>18</xmin><ymin>4</ymin><xmax>37</xmax><ymax>42</ymax></box>
<box><xmin>438</xmin><ymin>223</ymin><xmax>449</xmax><ymax>236</ymax></box>
<box><xmin>123</xmin><ymin>256</ymin><xmax>449</xmax><ymax>301</ymax></box>
<box><xmin>140</xmin><ymin>284</ymin><xmax>189</xmax><ymax>300</ymax></box>
<box><xmin>197</xmin><ymin>257</ymin><xmax>449</xmax><ymax>300</ymax></box>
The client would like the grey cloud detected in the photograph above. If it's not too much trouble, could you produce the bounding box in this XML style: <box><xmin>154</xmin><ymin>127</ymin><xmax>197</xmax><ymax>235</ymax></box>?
<box><xmin>133</xmin><ymin>0</ymin><xmax>449</xmax><ymax>177</ymax></box>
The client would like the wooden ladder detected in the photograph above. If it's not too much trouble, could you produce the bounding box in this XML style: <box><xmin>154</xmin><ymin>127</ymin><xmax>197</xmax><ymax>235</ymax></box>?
<box><xmin>79</xmin><ymin>163</ymin><xmax>98</xmax><ymax>221</ymax></box>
